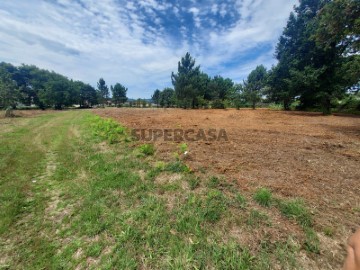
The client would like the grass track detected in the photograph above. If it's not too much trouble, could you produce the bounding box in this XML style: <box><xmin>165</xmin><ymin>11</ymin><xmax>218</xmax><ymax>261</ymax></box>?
<box><xmin>0</xmin><ymin>111</ymin><xmax>319</xmax><ymax>269</ymax></box>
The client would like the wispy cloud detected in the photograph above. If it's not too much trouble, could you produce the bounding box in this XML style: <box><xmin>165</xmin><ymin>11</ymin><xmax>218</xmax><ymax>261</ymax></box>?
<box><xmin>0</xmin><ymin>0</ymin><xmax>297</xmax><ymax>98</ymax></box>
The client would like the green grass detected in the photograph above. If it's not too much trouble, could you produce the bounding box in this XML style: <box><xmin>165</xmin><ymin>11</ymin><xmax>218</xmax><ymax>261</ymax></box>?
<box><xmin>138</xmin><ymin>143</ymin><xmax>155</xmax><ymax>156</ymax></box>
<box><xmin>0</xmin><ymin>111</ymin><xmax>322</xmax><ymax>269</ymax></box>
<box><xmin>253</xmin><ymin>188</ymin><xmax>272</xmax><ymax>207</ymax></box>
<box><xmin>278</xmin><ymin>199</ymin><xmax>312</xmax><ymax>228</ymax></box>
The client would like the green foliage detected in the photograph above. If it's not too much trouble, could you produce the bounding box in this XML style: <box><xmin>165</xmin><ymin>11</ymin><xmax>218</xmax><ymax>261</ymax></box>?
<box><xmin>111</xmin><ymin>83</ymin><xmax>128</xmax><ymax>106</ymax></box>
<box><xmin>97</xmin><ymin>78</ymin><xmax>109</xmax><ymax>105</ymax></box>
<box><xmin>243</xmin><ymin>65</ymin><xmax>268</xmax><ymax>109</ymax></box>
<box><xmin>247</xmin><ymin>210</ymin><xmax>270</xmax><ymax>228</ymax></box>
<box><xmin>253</xmin><ymin>188</ymin><xmax>272</xmax><ymax>207</ymax></box>
<box><xmin>278</xmin><ymin>199</ymin><xmax>312</xmax><ymax>228</ymax></box>
<box><xmin>304</xmin><ymin>228</ymin><xmax>320</xmax><ymax>254</ymax></box>
<box><xmin>186</xmin><ymin>175</ymin><xmax>200</xmax><ymax>190</ymax></box>
<box><xmin>207</xmin><ymin>176</ymin><xmax>220</xmax><ymax>188</ymax></box>
<box><xmin>0</xmin><ymin>62</ymin><xmax>99</xmax><ymax>109</ymax></box>
<box><xmin>91</xmin><ymin>116</ymin><xmax>126</xmax><ymax>144</ymax></box>
<box><xmin>138</xmin><ymin>144</ymin><xmax>155</xmax><ymax>156</ymax></box>
<box><xmin>234</xmin><ymin>193</ymin><xmax>247</xmax><ymax>209</ymax></box>
<box><xmin>164</xmin><ymin>161</ymin><xmax>190</xmax><ymax>173</ymax></box>
<box><xmin>203</xmin><ymin>190</ymin><xmax>227</xmax><ymax>223</ymax></box>
<box><xmin>269</xmin><ymin>0</ymin><xmax>360</xmax><ymax>114</ymax></box>
<box><xmin>0</xmin><ymin>66</ymin><xmax>19</xmax><ymax>109</ymax></box>
<box><xmin>151</xmin><ymin>89</ymin><xmax>161</xmax><ymax>106</ymax></box>
<box><xmin>178</xmin><ymin>143</ymin><xmax>188</xmax><ymax>153</ymax></box>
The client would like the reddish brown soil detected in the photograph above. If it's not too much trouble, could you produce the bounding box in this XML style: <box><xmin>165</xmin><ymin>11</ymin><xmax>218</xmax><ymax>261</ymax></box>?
<box><xmin>94</xmin><ymin>108</ymin><xmax>360</xmax><ymax>265</ymax></box>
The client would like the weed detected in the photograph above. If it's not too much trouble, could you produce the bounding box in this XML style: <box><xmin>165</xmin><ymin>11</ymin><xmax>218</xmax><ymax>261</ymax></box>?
<box><xmin>187</xmin><ymin>175</ymin><xmax>200</xmax><ymax>190</ymax></box>
<box><xmin>278</xmin><ymin>199</ymin><xmax>312</xmax><ymax>228</ymax></box>
<box><xmin>86</xmin><ymin>242</ymin><xmax>103</xmax><ymax>257</ymax></box>
<box><xmin>91</xmin><ymin>116</ymin><xmax>126</xmax><ymax>144</ymax></box>
<box><xmin>253</xmin><ymin>188</ymin><xmax>272</xmax><ymax>207</ymax></box>
<box><xmin>164</xmin><ymin>161</ymin><xmax>190</xmax><ymax>173</ymax></box>
<box><xmin>247</xmin><ymin>210</ymin><xmax>270</xmax><ymax>228</ymax></box>
<box><xmin>138</xmin><ymin>144</ymin><xmax>155</xmax><ymax>156</ymax></box>
<box><xmin>203</xmin><ymin>190</ymin><xmax>227</xmax><ymax>223</ymax></box>
<box><xmin>207</xmin><ymin>176</ymin><xmax>220</xmax><ymax>188</ymax></box>
<box><xmin>179</xmin><ymin>143</ymin><xmax>188</xmax><ymax>153</ymax></box>
<box><xmin>234</xmin><ymin>193</ymin><xmax>247</xmax><ymax>209</ymax></box>
<box><xmin>304</xmin><ymin>228</ymin><xmax>320</xmax><ymax>254</ymax></box>
<box><xmin>323</xmin><ymin>227</ymin><xmax>335</xmax><ymax>237</ymax></box>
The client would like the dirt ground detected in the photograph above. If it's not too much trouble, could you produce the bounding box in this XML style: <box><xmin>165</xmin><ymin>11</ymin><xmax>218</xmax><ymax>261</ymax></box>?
<box><xmin>95</xmin><ymin>108</ymin><xmax>360</xmax><ymax>248</ymax></box>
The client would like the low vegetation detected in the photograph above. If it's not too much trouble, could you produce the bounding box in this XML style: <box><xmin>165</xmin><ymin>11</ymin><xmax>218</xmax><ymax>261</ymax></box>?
<box><xmin>0</xmin><ymin>110</ymin><xmax>327</xmax><ymax>269</ymax></box>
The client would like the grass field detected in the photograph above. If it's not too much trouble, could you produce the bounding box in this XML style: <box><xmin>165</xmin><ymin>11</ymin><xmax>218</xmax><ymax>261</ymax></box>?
<box><xmin>0</xmin><ymin>109</ymin><xmax>359</xmax><ymax>269</ymax></box>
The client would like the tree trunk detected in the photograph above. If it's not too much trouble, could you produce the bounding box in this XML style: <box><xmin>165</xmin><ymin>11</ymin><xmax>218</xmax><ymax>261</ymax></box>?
<box><xmin>252</xmin><ymin>101</ymin><xmax>256</xmax><ymax>110</ymax></box>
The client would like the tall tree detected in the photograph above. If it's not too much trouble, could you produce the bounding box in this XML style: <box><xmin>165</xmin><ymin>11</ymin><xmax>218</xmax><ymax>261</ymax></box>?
<box><xmin>97</xmin><ymin>78</ymin><xmax>109</xmax><ymax>106</ymax></box>
<box><xmin>272</xmin><ymin>0</ymin><xmax>360</xmax><ymax>114</ymax></box>
<box><xmin>243</xmin><ymin>65</ymin><xmax>267</xmax><ymax>109</ymax></box>
<box><xmin>159</xmin><ymin>87</ymin><xmax>175</xmax><ymax>107</ymax></box>
<box><xmin>111</xmin><ymin>83</ymin><xmax>128</xmax><ymax>106</ymax></box>
<box><xmin>151</xmin><ymin>89</ymin><xmax>161</xmax><ymax>107</ymax></box>
<box><xmin>0</xmin><ymin>66</ymin><xmax>19</xmax><ymax>108</ymax></box>
<box><xmin>171</xmin><ymin>52</ymin><xmax>201</xmax><ymax>108</ymax></box>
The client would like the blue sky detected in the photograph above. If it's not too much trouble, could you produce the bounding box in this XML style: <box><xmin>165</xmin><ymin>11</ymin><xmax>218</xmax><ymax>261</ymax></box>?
<box><xmin>0</xmin><ymin>0</ymin><xmax>297</xmax><ymax>98</ymax></box>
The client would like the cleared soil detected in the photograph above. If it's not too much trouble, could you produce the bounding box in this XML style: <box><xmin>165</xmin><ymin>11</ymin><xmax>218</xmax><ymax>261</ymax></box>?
<box><xmin>95</xmin><ymin>108</ymin><xmax>360</xmax><ymax>256</ymax></box>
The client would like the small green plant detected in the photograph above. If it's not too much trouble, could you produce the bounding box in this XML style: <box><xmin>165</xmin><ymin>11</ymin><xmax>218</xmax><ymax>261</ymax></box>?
<box><xmin>247</xmin><ymin>210</ymin><xmax>270</xmax><ymax>228</ymax></box>
<box><xmin>203</xmin><ymin>190</ymin><xmax>227</xmax><ymax>223</ymax></box>
<box><xmin>207</xmin><ymin>176</ymin><xmax>220</xmax><ymax>188</ymax></box>
<box><xmin>138</xmin><ymin>144</ymin><xmax>155</xmax><ymax>156</ymax></box>
<box><xmin>278</xmin><ymin>199</ymin><xmax>312</xmax><ymax>228</ymax></box>
<box><xmin>304</xmin><ymin>228</ymin><xmax>320</xmax><ymax>254</ymax></box>
<box><xmin>187</xmin><ymin>176</ymin><xmax>200</xmax><ymax>190</ymax></box>
<box><xmin>253</xmin><ymin>188</ymin><xmax>272</xmax><ymax>207</ymax></box>
<box><xmin>91</xmin><ymin>116</ymin><xmax>126</xmax><ymax>144</ymax></box>
<box><xmin>86</xmin><ymin>242</ymin><xmax>103</xmax><ymax>257</ymax></box>
<box><xmin>179</xmin><ymin>143</ymin><xmax>188</xmax><ymax>153</ymax></box>
<box><xmin>234</xmin><ymin>193</ymin><xmax>247</xmax><ymax>209</ymax></box>
<box><xmin>323</xmin><ymin>227</ymin><xmax>334</xmax><ymax>237</ymax></box>
<box><xmin>164</xmin><ymin>161</ymin><xmax>190</xmax><ymax>173</ymax></box>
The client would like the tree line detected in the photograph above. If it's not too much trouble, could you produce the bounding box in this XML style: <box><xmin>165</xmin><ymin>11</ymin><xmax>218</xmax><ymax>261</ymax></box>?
<box><xmin>0</xmin><ymin>62</ymin><xmax>128</xmax><ymax>109</ymax></box>
<box><xmin>154</xmin><ymin>0</ymin><xmax>359</xmax><ymax>113</ymax></box>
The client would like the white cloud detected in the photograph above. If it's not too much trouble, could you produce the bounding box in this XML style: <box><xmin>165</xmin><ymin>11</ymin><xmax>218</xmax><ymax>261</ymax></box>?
<box><xmin>0</xmin><ymin>0</ymin><xmax>297</xmax><ymax>98</ymax></box>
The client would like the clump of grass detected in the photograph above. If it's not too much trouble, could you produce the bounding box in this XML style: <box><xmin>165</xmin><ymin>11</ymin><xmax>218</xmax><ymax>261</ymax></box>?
<box><xmin>138</xmin><ymin>144</ymin><xmax>155</xmax><ymax>156</ymax></box>
<box><xmin>187</xmin><ymin>175</ymin><xmax>200</xmax><ymax>190</ymax></box>
<box><xmin>304</xmin><ymin>228</ymin><xmax>320</xmax><ymax>254</ymax></box>
<box><xmin>179</xmin><ymin>143</ymin><xmax>188</xmax><ymax>153</ymax></box>
<box><xmin>247</xmin><ymin>210</ymin><xmax>270</xmax><ymax>228</ymax></box>
<box><xmin>278</xmin><ymin>199</ymin><xmax>312</xmax><ymax>228</ymax></box>
<box><xmin>323</xmin><ymin>227</ymin><xmax>335</xmax><ymax>237</ymax></box>
<box><xmin>207</xmin><ymin>176</ymin><xmax>220</xmax><ymax>188</ymax></box>
<box><xmin>234</xmin><ymin>193</ymin><xmax>247</xmax><ymax>209</ymax></box>
<box><xmin>203</xmin><ymin>190</ymin><xmax>227</xmax><ymax>223</ymax></box>
<box><xmin>91</xmin><ymin>116</ymin><xmax>126</xmax><ymax>144</ymax></box>
<box><xmin>164</xmin><ymin>161</ymin><xmax>190</xmax><ymax>173</ymax></box>
<box><xmin>86</xmin><ymin>242</ymin><xmax>103</xmax><ymax>258</ymax></box>
<box><xmin>253</xmin><ymin>188</ymin><xmax>272</xmax><ymax>207</ymax></box>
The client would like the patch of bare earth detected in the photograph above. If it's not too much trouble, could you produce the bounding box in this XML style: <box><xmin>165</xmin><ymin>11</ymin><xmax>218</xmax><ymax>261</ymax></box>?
<box><xmin>94</xmin><ymin>108</ymin><xmax>360</xmax><ymax>268</ymax></box>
